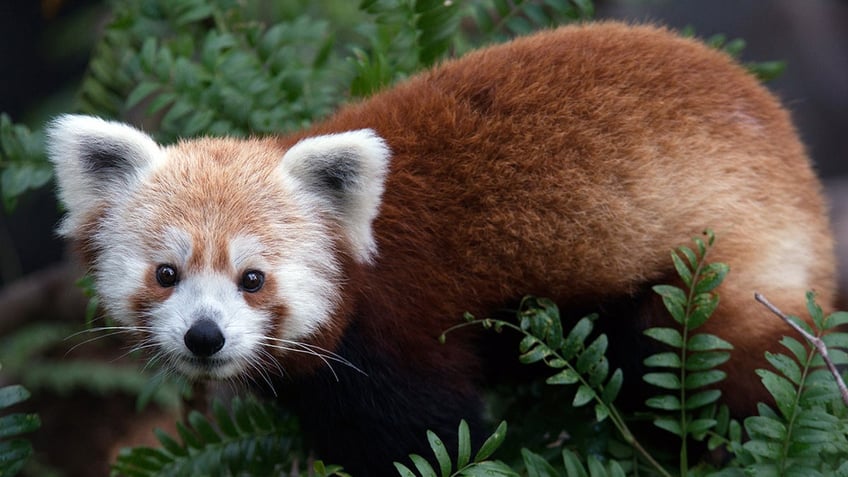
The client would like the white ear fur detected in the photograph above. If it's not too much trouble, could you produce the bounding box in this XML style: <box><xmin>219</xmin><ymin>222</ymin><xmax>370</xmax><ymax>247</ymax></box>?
<box><xmin>280</xmin><ymin>129</ymin><xmax>390</xmax><ymax>264</ymax></box>
<box><xmin>47</xmin><ymin>114</ymin><xmax>162</xmax><ymax>237</ymax></box>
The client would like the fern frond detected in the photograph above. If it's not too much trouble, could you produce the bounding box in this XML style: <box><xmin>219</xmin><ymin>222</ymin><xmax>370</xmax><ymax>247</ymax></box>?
<box><xmin>446</xmin><ymin>298</ymin><xmax>671</xmax><ymax>477</ymax></box>
<box><xmin>0</xmin><ymin>382</ymin><xmax>41</xmax><ymax>477</ymax></box>
<box><xmin>733</xmin><ymin>293</ymin><xmax>848</xmax><ymax>474</ymax></box>
<box><xmin>642</xmin><ymin>229</ymin><xmax>732</xmax><ymax>473</ymax></box>
<box><xmin>0</xmin><ymin>114</ymin><xmax>50</xmax><ymax>211</ymax></box>
<box><xmin>468</xmin><ymin>0</ymin><xmax>593</xmax><ymax>43</ymax></box>
<box><xmin>394</xmin><ymin>420</ymin><xmax>516</xmax><ymax>477</ymax></box>
<box><xmin>112</xmin><ymin>397</ymin><xmax>306</xmax><ymax>477</ymax></box>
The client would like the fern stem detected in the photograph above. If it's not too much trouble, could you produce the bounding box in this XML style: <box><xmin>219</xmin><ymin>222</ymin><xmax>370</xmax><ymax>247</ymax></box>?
<box><xmin>755</xmin><ymin>293</ymin><xmax>848</xmax><ymax>406</ymax></box>
<box><xmin>753</xmin><ymin>293</ymin><xmax>825</xmax><ymax>473</ymax></box>
<box><xmin>449</xmin><ymin>318</ymin><xmax>674</xmax><ymax>477</ymax></box>
<box><xmin>676</xmin><ymin>236</ymin><xmax>715</xmax><ymax>476</ymax></box>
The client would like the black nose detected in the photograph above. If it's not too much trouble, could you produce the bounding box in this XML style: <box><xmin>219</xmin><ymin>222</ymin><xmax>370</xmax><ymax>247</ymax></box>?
<box><xmin>184</xmin><ymin>319</ymin><xmax>225</xmax><ymax>357</ymax></box>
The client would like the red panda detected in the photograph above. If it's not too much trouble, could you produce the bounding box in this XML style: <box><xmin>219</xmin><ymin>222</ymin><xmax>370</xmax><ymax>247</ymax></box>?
<box><xmin>48</xmin><ymin>22</ymin><xmax>835</xmax><ymax>475</ymax></box>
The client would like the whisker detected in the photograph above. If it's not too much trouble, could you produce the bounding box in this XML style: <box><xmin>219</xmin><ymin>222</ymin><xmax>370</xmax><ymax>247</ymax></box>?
<box><xmin>261</xmin><ymin>337</ymin><xmax>366</xmax><ymax>376</ymax></box>
<box><xmin>261</xmin><ymin>342</ymin><xmax>340</xmax><ymax>381</ymax></box>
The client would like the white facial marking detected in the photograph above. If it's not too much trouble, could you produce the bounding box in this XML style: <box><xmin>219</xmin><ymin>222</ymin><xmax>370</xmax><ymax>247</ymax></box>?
<box><xmin>229</xmin><ymin>234</ymin><xmax>268</xmax><ymax>272</ymax></box>
<box><xmin>150</xmin><ymin>272</ymin><xmax>269</xmax><ymax>379</ymax></box>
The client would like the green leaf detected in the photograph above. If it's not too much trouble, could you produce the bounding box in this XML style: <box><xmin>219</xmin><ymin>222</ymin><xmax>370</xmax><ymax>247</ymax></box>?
<box><xmin>594</xmin><ymin>403</ymin><xmax>609</xmax><ymax>422</ymax></box>
<box><xmin>806</xmin><ymin>290</ymin><xmax>825</xmax><ymax>328</ymax></box>
<box><xmin>694</xmin><ymin>262</ymin><xmax>729</xmax><ymax>294</ymax></box>
<box><xmin>825</xmin><ymin>311</ymin><xmax>848</xmax><ymax>329</ymax></box>
<box><xmin>687</xmin><ymin>293</ymin><xmax>719</xmax><ymax>330</ymax></box>
<box><xmin>586</xmin><ymin>456</ymin><xmax>609</xmax><ymax>477</ymax></box>
<box><xmin>457</xmin><ymin>420</ymin><xmax>471</xmax><ymax>469</ymax></box>
<box><xmin>687</xmin><ymin>333</ymin><xmax>733</xmax><ymax>351</ymax></box>
<box><xmin>188</xmin><ymin>410</ymin><xmax>221</xmax><ymax>444</ymax></box>
<box><xmin>521</xmin><ymin>448</ymin><xmax>559</xmax><ymax>477</ymax></box>
<box><xmin>409</xmin><ymin>454</ymin><xmax>438</xmax><ymax>477</ymax></box>
<box><xmin>780</xmin><ymin>336</ymin><xmax>808</xmax><ymax>364</ymax></box>
<box><xmin>643</xmin><ymin>352</ymin><xmax>681</xmax><ymax>368</ymax></box>
<box><xmin>519</xmin><ymin>344</ymin><xmax>551</xmax><ymax>364</ymax></box>
<box><xmin>0</xmin><ymin>385</ymin><xmax>30</xmax><ymax>409</ymax></box>
<box><xmin>212</xmin><ymin>400</ymin><xmax>239</xmax><ymax>439</ymax></box>
<box><xmin>643</xmin><ymin>372</ymin><xmax>680</xmax><ymax>390</ymax></box>
<box><xmin>756</xmin><ymin>369</ymin><xmax>798</xmax><ymax>419</ymax></box>
<box><xmin>562</xmin><ymin>316</ymin><xmax>595</xmax><ymax>360</ymax></box>
<box><xmin>570</xmin><ymin>0</ymin><xmax>595</xmax><ymax>17</ymax></box>
<box><xmin>461</xmin><ymin>461</ymin><xmax>519</xmax><ymax>476</ymax></box>
<box><xmin>742</xmin><ymin>440</ymin><xmax>782</xmax><ymax>460</ymax></box>
<box><xmin>126</xmin><ymin>81</ymin><xmax>161</xmax><ymax>108</ymax></box>
<box><xmin>646</xmin><ymin>394</ymin><xmax>682</xmax><ymax>411</ymax></box>
<box><xmin>684</xmin><ymin>389</ymin><xmax>722</xmax><ymax>409</ymax></box>
<box><xmin>394</xmin><ymin>462</ymin><xmax>418</xmax><ymax>477</ymax></box>
<box><xmin>765</xmin><ymin>351</ymin><xmax>802</xmax><ymax>385</ymax></box>
<box><xmin>572</xmin><ymin>384</ymin><xmax>594</xmax><ymax>407</ymax></box>
<box><xmin>561</xmin><ymin>448</ymin><xmax>588</xmax><ymax>477</ymax></box>
<box><xmin>2</xmin><ymin>163</ymin><xmax>52</xmax><ymax>210</ymax></box>
<box><xmin>643</xmin><ymin>327</ymin><xmax>683</xmax><ymax>348</ymax></box>
<box><xmin>474</xmin><ymin>421</ymin><xmax>507</xmax><ymax>461</ymax></box>
<box><xmin>519</xmin><ymin>335</ymin><xmax>540</xmax><ymax>353</ymax></box>
<box><xmin>822</xmin><ymin>331</ymin><xmax>848</xmax><ymax>349</ymax></box>
<box><xmin>547</xmin><ymin>368</ymin><xmax>580</xmax><ymax>385</ymax></box>
<box><xmin>749</xmin><ymin>61</ymin><xmax>787</xmax><ymax>82</ymax></box>
<box><xmin>653</xmin><ymin>417</ymin><xmax>682</xmax><ymax>437</ymax></box>
<box><xmin>575</xmin><ymin>335</ymin><xmax>607</xmax><ymax>374</ymax></box>
<box><xmin>688</xmin><ymin>418</ymin><xmax>717</xmax><ymax>435</ymax></box>
<box><xmin>0</xmin><ymin>414</ymin><xmax>41</xmax><ymax>440</ymax></box>
<box><xmin>684</xmin><ymin>370</ymin><xmax>726</xmax><ymax>389</ymax></box>
<box><xmin>789</xmin><ymin>427</ymin><xmax>832</xmax><ymax>444</ymax></box>
<box><xmin>670</xmin><ymin>249</ymin><xmax>693</xmax><ymax>287</ymax></box>
<box><xmin>652</xmin><ymin>285</ymin><xmax>687</xmax><ymax>323</ymax></box>
<box><xmin>176</xmin><ymin>421</ymin><xmax>202</xmax><ymax>449</ymax></box>
<box><xmin>601</xmin><ymin>369</ymin><xmax>623</xmax><ymax>403</ymax></box>
<box><xmin>426</xmin><ymin>430</ymin><xmax>451</xmax><ymax>477</ymax></box>
<box><xmin>0</xmin><ymin>439</ymin><xmax>33</xmax><ymax>476</ymax></box>
<box><xmin>685</xmin><ymin>351</ymin><xmax>730</xmax><ymax>371</ymax></box>
<box><xmin>154</xmin><ymin>427</ymin><xmax>187</xmax><ymax>457</ymax></box>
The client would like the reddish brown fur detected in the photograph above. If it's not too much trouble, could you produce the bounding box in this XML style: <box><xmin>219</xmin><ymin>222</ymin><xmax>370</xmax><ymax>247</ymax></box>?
<box><xmin>276</xmin><ymin>23</ymin><xmax>834</xmax><ymax>414</ymax></box>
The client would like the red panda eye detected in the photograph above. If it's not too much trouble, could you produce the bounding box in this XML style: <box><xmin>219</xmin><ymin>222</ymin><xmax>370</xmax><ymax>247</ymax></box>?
<box><xmin>241</xmin><ymin>270</ymin><xmax>265</xmax><ymax>293</ymax></box>
<box><xmin>155</xmin><ymin>264</ymin><xmax>178</xmax><ymax>288</ymax></box>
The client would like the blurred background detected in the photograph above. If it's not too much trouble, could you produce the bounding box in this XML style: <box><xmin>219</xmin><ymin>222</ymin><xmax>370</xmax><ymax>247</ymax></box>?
<box><xmin>0</xmin><ymin>0</ymin><xmax>845</xmax><ymax>475</ymax></box>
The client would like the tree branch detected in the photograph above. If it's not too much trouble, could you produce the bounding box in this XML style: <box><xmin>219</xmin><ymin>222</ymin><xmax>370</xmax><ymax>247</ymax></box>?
<box><xmin>754</xmin><ymin>292</ymin><xmax>848</xmax><ymax>407</ymax></box>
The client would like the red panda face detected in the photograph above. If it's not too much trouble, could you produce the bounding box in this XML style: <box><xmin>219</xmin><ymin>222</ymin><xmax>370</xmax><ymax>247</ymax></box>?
<box><xmin>47</xmin><ymin>115</ymin><xmax>389</xmax><ymax>380</ymax></box>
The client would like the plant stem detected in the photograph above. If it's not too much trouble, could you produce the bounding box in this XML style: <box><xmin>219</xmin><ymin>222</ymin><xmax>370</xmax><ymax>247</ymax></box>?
<box><xmin>754</xmin><ymin>293</ymin><xmax>848</xmax><ymax>406</ymax></box>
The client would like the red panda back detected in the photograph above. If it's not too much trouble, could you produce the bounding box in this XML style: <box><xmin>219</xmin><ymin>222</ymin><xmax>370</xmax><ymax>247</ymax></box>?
<box><xmin>300</xmin><ymin>23</ymin><xmax>830</xmax><ymax>338</ymax></box>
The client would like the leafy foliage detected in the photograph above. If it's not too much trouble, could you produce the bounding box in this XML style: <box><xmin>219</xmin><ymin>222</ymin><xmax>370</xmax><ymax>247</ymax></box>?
<box><xmin>642</xmin><ymin>230</ymin><xmax>733</xmax><ymax>473</ymax></box>
<box><xmin>0</xmin><ymin>114</ymin><xmax>49</xmax><ymax>212</ymax></box>
<box><xmin>725</xmin><ymin>294</ymin><xmax>848</xmax><ymax>476</ymax></box>
<box><xmin>394</xmin><ymin>420</ymin><xmax>516</xmax><ymax>476</ymax></box>
<box><xmin>112</xmin><ymin>397</ymin><xmax>305</xmax><ymax>476</ymax></box>
<box><xmin>680</xmin><ymin>27</ymin><xmax>787</xmax><ymax>82</ymax></box>
<box><xmin>0</xmin><ymin>321</ymin><xmax>183</xmax><ymax>411</ymax></box>
<box><xmin>0</xmin><ymin>381</ymin><xmax>40</xmax><ymax>477</ymax></box>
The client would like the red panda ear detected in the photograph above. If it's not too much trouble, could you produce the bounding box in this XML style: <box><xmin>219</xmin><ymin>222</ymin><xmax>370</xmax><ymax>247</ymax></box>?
<box><xmin>280</xmin><ymin>129</ymin><xmax>391</xmax><ymax>263</ymax></box>
<box><xmin>46</xmin><ymin>114</ymin><xmax>162</xmax><ymax>238</ymax></box>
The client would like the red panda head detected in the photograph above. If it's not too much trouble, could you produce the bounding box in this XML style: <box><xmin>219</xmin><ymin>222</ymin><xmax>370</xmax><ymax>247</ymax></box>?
<box><xmin>48</xmin><ymin>114</ymin><xmax>389</xmax><ymax>380</ymax></box>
